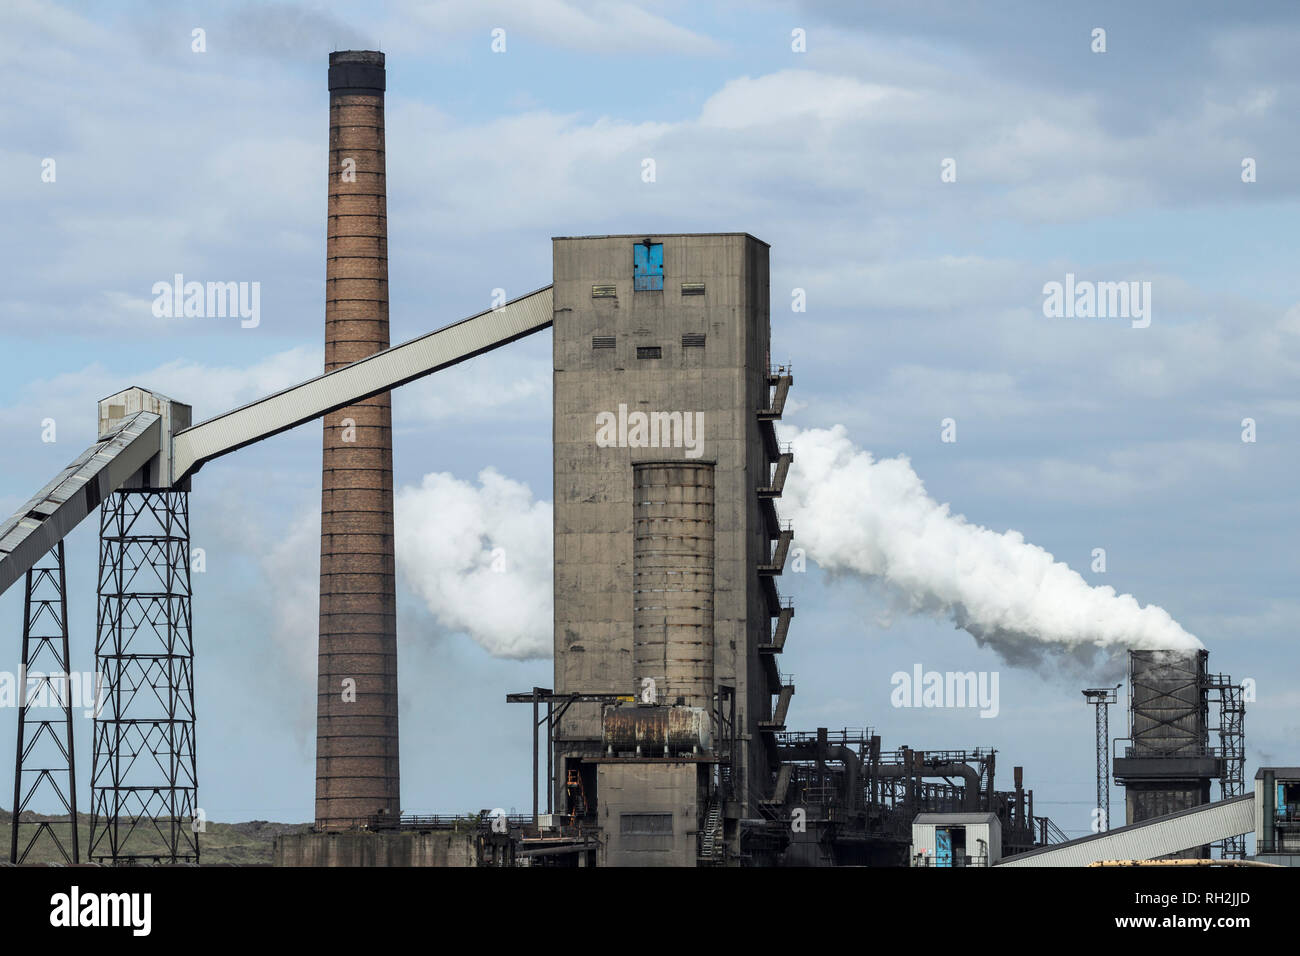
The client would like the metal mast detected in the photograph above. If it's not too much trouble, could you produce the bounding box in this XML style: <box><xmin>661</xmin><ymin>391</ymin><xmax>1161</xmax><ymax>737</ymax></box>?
<box><xmin>1082</xmin><ymin>685</ymin><xmax>1119</xmax><ymax>832</ymax></box>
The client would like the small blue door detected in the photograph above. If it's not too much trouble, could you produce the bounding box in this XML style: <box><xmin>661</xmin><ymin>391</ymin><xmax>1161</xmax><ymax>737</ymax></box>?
<box><xmin>935</xmin><ymin>828</ymin><xmax>953</xmax><ymax>867</ymax></box>
<box><xmin>634</xmin><ymin>241</ymin><xmax>664</xmax><ymax>291</ymax></box>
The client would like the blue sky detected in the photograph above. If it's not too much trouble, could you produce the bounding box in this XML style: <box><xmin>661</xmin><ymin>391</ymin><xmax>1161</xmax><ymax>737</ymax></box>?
<box><xmin>1</xmin><ymin>0</ymin><xmax>1297</xmax><ymax>838</ymax></box>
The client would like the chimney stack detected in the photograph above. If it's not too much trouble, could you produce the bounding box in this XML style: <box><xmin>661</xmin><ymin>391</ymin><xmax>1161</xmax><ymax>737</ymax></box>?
<box><xmin>316</xmin><ymin>50</ymin><xmax>399</xmax><ymax>828</ymax></box>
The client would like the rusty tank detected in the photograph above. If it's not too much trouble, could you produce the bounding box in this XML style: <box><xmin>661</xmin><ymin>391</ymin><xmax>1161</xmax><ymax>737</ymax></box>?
<box><xmin>602</xmin><ymin>704</ymin><xmax>713</xmax><ymax>755</ymax></box>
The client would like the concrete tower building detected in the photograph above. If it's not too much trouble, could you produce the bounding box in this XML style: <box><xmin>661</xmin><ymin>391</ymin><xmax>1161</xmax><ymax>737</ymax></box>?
<box><xmin>551</xmin><ymin>234</ymin><xmax>795</xmax><ymax>865</ymax></box>
<box><xmin>316</xmin><ymin>51</ymin><xmax>400</xmax><ymax>828</ymax></box>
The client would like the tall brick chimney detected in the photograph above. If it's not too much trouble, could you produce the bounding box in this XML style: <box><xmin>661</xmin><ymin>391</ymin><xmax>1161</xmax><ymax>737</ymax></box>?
<box><xmin>316</xmin><ymin>50</ymin><xmax>399</xmax><ymax>828</ymax></box>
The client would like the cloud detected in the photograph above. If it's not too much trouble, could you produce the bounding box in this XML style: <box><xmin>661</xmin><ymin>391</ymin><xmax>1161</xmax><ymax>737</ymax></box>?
<box><xmin>260</xmin><ymin>505</ymin><xmax>322</xmax><ymax>687</ymax></box>
<box><xmin>395</xmin><ymin>468</ymin><xmax>553</xmax><ymax>659</ymax></box>
<box><xmin>389</xmin><ymin>0</ymin><xmax>720</xmax><ymax>56</ymax></box>
<box><xmin>0</xmin><ymin>347</ymin><xmax>323</xmax><ymax>439</ymax></box>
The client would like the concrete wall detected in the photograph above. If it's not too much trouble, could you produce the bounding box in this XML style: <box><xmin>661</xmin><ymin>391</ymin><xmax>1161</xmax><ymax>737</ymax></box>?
<box><xmin>274</xmin><ymin>830</ymin><xmax>478</xmax><ymax>867</ymax></box>
<box><xmin>551</xmin><ymin>234</ymin><xmax>772</xmax><ymax>824</ymax></box>
<box><xmin>597</xmin><ymin>762</ymin><xmax>701</xmax><ymax>867</ymax></box>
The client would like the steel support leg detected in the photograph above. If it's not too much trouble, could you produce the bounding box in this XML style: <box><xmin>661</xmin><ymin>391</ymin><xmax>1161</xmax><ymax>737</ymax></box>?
<box><xmin>9</xmin><ymin>541</ymin><xmax>79</xmax><ymax>863</ymax></box>
<box><xmin>88</xmin><ymin>490</ymin><xmax>198</xmax><ymax>864</ymax></box>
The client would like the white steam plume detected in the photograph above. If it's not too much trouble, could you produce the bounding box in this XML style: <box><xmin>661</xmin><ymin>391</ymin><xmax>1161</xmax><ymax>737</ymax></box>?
<box><xmin>783</xmin><ymin>425</ymin><xmax>1203</xmax><ymax>664</ymax></box>
<box><xmin>395</xmin><ymin>468</ymin><xmax>552</xmax><ymax>659</ymax></box>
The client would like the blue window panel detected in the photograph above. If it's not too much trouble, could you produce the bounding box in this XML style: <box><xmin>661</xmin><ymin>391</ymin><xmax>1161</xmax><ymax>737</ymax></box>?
<box><xmin>634</xmin><ymin>242</ymin><xmax>664</xmax><ymax>291</ymax></box>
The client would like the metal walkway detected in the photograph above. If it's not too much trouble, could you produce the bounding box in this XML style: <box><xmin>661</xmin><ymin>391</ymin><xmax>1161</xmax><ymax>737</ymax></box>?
<box><xmin>994</xmin><ymin>794</ymin><xmax>1254</xmax><ymax>867</ymax></box>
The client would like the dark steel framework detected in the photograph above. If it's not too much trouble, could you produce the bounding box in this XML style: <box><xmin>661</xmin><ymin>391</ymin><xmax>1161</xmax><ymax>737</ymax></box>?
<box><xmin>9</xmin><ymin>542</ymin><xmax>79</xmax><ymax>863</ymax></box>
<box><xmin>1205</xmin><ymin>672</ymin><xmax>1247</xmax><ymax>859</ymax></box>
<box><xmin>759</xmin><ymin>730</ymin><xmax>1063</xmax><ymax>865</ymax></box>
<box><xmin>89</xmin><ymin>490</ymin><xmax>198</xmax><ymax>863</ymax></box>
<box><xmin>506</xmin><ymin>688</ymin><xmax>640</xmax><ymax>821</ymax></box>
<box><xmin>1083</xmin><ymin>685</ymin><xmax>1120</xmax><ymax>832</ymax></box>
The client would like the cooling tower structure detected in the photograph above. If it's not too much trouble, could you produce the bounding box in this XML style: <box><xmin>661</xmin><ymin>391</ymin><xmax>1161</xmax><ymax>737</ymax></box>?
<box><xmin>316</xmin><ymin>50</ymin><xmax>400</xmax><ymax>828</ymax></box>
<box><xmin>1114</xmin><ymin>649</ymin><xmax>1222</xmax><ymax>857</ymax></box>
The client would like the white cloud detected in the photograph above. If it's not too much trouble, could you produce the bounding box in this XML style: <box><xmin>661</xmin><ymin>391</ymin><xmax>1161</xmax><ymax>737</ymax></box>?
<box><xmin>698</xmin><ymin>71</ymin><xmax>905</xmax><ymax>129</ymax></box>
<box><xmin>388</xmin><ymin>0</ymin><xmax>720</xmax><ymax>56</ymax></box>
<box><xmin>0</xmin><ymin>347</ymin><xmax>322</xmax><ymax>436</ymax></box>
<box><xmin>395</xmin><ymin>468</ymin><xmax>553</xmax><ymax>659</ymax></box>
<box><xmin>260</xmin><ymin>505</ymin><xmax>322</xmax><ymax>686</ymax></box>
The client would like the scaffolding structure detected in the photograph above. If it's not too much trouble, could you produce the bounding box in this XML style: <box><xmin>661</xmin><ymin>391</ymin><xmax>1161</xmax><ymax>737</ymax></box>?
<box><xmin>89</xmin><ymin>490</ymin><xmax>198</xmax><ymax>863</ymax></box>
<box><xmin>1204</xmin><ymin>672</ymin><xmax>1246</xmax><ymax>859</ymax></box>
<box><xmin>9</xmin><ymin>541</ymin><xmax>79</xmax><ymax>863</ymax></box>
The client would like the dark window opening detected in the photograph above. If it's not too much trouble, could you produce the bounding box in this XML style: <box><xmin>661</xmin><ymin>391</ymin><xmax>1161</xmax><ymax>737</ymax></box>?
<box><xmin>636</xmin><ymin>346</ymin><xmax>662</xmax><ymax>359</ymax></box>
<box><xmin>592</xmin><ymin>335</ymin><xmax>616</xmax><ymax>349</ymax></box>
<box><xmin>681</xmin><ymin>333</ymin><xmax>706</xmax><ymax>348</ymax></box>
<box><xmin>620</xmin><ymin>813</ymin><xmax>672</xmax><ymax>835</ymax></box>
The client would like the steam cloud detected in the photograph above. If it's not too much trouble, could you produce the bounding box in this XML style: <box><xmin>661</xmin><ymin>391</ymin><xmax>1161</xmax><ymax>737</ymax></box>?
<box><xmin>391</xmin><ymin>427</ymin><xmax>1202</xmax><ymax>668</ymax></box>
<box><xmin>395</xmin><ymin>468</ymin><xmax>552</xmax><ymax>660</ymax></box>
<box><xmin>782</xmin><ymin>425</ymin><xmax>1203</xmax><ymax>665</ymax></box>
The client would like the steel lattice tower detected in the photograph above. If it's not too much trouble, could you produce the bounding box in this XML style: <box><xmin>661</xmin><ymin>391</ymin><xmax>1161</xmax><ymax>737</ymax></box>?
<box><xmin>1083</xmin><ymin>686</ymin><xmax>1119</xmax><ymax>832</ymax></box>
<box><xmin>9</xmin><ymin>541</ymin><xmax>79</xmax><ymax>863</ymax></box>
<box><xmin>89</xmin><ymin>490</ymin><xmax>198</xmax><ymax>863</ymax></box>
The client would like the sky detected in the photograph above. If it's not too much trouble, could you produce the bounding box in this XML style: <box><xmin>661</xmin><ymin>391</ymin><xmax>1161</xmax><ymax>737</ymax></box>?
<box><xmin>0</xmin><ymin>0</ymin><xmax>1297</xmax><ymax>841</ymax></box>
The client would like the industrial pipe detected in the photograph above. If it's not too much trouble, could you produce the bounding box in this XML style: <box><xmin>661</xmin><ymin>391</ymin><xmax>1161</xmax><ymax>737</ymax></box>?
<box><xmin>876</xmin><ymin>763</ymin><xmax>983</xmax><ymax>811</ymax></box>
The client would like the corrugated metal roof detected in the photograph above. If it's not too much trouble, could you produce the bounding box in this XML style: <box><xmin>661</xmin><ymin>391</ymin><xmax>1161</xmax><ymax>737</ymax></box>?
<box><xmin>1255</xmin><ymin>767</ymin><xmax>1300</xmax><ymax>779</ymax></box>
<box><xmin>172</xmin><ymin>285</ymin><xmax>553</xmax><ymax>481</ymax></box>
<box><xmin>995</xmin><ymin>794</ymin><xmax>1255</xmax><ymax>867</ymax></box>
<box><xmin>915</xmin><ymin>813</ymin><xmax>1000</xmax><ymax>825</ymax></box>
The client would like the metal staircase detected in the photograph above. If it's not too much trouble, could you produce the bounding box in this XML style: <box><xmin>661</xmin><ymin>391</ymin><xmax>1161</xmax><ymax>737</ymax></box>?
<box><xmin>700</xmin><ymin>796</ymin><xmax>724</xmax><ymax>864</ymax></box>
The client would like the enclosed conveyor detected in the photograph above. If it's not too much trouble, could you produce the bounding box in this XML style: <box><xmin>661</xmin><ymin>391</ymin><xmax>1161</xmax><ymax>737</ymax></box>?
<box><xmin>172</xmin><ymin>285</ymin><xmax>553</xmax><ymax>481</ymax></box>
<box><xmin>994</xmin><ymin>794</ymin><xmax>1255</xmax><ymax>866</ymax></box>
<box><xmin>0</xmin><ymin>284</ymin><xmax>554</xmax><ymax>598</ymax></box>
<box><xmin>0</xmin><ymin>410</ymin><xmax>161</xmax><ymax>596</ymax></box>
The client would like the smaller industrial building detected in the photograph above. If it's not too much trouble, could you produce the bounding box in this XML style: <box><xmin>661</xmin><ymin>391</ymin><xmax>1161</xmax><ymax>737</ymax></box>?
<box><xmin>1254</xmin><ymin>767</ymin><xmax>1300</xmax><ymax>866</ymax></box>
<box><xmin>911</xmin><ymin>813</ymin><xmax>1002</xmax><ymax>867</ymax></box>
